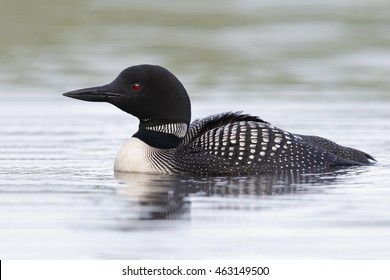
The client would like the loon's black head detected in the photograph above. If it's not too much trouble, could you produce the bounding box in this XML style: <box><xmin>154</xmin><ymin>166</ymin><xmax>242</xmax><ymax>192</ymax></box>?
<box><xmin>63</xmin><ymin>65</ymin><xmax>191</xmax><ymax>126</ymax></box>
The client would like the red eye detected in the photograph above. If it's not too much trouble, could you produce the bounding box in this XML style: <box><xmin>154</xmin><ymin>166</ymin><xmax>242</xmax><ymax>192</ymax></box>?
<box><xmin>131</xmin><ymin>83</ymin><xmax>142</xmax><ymax>92</ymax></box>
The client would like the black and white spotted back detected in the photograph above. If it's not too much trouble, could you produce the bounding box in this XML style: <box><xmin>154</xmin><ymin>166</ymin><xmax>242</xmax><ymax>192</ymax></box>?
<box><xmin>173</xmin><ymin>112</ymin><xmax>365</xmax><ymax>175</ymax></box>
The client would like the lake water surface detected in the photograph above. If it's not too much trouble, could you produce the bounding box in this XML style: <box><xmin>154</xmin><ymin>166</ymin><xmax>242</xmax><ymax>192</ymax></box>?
<box><xmin>1</xmin><ymin>0</ymin><xmax>390</xmax><ymax>259</ymax></box>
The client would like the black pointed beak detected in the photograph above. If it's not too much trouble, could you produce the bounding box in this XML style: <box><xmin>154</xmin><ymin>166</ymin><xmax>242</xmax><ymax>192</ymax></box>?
<box><xmin>63</xmin><ymin>85</ymin><xmax>124</xmax><ymax>102</ymax></box>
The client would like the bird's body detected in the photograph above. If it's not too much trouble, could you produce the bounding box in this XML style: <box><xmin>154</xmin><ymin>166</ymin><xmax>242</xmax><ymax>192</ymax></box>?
<box><xmin>63</xmin><ymin>65</ymin><xmax>374</xmax><ymax>175</ymax></box>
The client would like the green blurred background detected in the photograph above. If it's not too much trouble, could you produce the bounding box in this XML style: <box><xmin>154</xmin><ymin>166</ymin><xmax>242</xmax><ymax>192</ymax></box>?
<box><xmin>1</xmin><ymin>0</ymin><xmax>389</xmax><ymax>96</ymax></box>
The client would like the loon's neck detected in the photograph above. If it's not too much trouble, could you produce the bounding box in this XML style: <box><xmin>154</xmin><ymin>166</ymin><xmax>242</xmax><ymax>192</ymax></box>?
<box><xmin>133</xmin><ymin>121</ymin><xmax>189</xmax><ymax>149</ymax></box>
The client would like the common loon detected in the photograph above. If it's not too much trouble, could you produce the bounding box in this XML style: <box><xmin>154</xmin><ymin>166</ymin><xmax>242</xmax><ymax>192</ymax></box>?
<box><xmin>63</xmin><ymin>64</ymin><xmax>375</xmax><ymax>175</ymax></box>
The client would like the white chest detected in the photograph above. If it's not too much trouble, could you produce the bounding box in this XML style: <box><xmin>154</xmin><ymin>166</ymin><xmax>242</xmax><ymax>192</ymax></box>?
<box><xmin>114</xmin><ymin>138</ymin><xmax>173</xmax><ymax>173</ymax></box>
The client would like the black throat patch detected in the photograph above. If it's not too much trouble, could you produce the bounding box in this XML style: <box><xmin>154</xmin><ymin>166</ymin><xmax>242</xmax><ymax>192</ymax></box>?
<box><xmin>133</xmin><ymin>128</ymin><xmax>183</xmax><ymax>149</ymax></box>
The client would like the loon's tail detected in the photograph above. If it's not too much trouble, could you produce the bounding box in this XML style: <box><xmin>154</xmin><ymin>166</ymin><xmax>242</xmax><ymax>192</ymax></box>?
<box><xmin>332</xmin><ymin>154</ymin><xmax>376</xmax><ymax>167</ymax></box>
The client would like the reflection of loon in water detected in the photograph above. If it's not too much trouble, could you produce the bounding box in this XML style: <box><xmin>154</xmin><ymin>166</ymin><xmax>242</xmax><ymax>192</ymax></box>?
<box><xmin>115</xmin><ymin>169</ymin><xmax>358</xmax><ymax>220</ymax></box>
<box><xmin>115</xmin><ymin>172</ymin><xmax>191</xmax><ymax>220</ymax></box>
